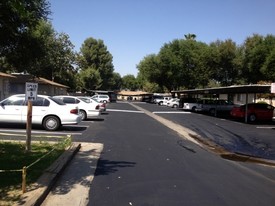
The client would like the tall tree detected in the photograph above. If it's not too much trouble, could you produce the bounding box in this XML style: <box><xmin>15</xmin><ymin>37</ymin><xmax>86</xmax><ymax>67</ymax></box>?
<box><xmin>110</xmin><ymin>72</ymin><xmax>122</xmax><ymax>90</ymax></box>
<box><xmin>157</xmin><ymin>38</ymin><xmax>212</xmax><ymax>90</ymax></box>
<box><xmin>260</xmin><ymin>35</ymin><xmax>275</xmax><ymax>82</ymax></box>
<box><xmin>242</xmin><ymin>34</ymin><xmax>266</xmax><ymax>84</ymax></box>
<box><xmin>0</xmin><ymin>0</ymin><xmax>50</xmax><ymax>56</ymax></box>
<box><xmin>78</xmin><ymin>37</ymin><xmax>114</xmax><ymax>90</ymax></box>
<box><xmin>122</xmin><ymin>74</ymin><xmax>138</xmax><ymax>90</ymax></box>
<box><xmin>184</xmin><ymin>33</ymin><xmax>196</xmax><ymax>40</ymax></box>
<box><xmin>3</xmin><ymin>20</ymin><xmax>77</xmax><ymax>89</ymax></box>
<box><xmin>210</xmin><ymin>39</ymin><xmax>240</xmax><ymax>86</ymax></box>
<box><xmin>78</xmin><ymin>67</ymin><xmax>102</xmax><ymax>92</ymax></box>
<box><xmin>137</xmin><ymin>54</ymin><xmax>163</xmax><ymax>91</ymax></box>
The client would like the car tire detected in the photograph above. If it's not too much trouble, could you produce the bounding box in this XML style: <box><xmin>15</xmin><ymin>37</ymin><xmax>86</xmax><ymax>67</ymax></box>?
<box><xmin>79</xmin><ymin>110</ymin><xmax>87</xmax><ymax>120</ymax></box>
<box><xmin>191</xmin><ymin>106</ymin><xmax>196</xmax><ymax>112</ymax></box>
<box><xmin>248</xmin><ymin>114</ymin><xmax>257</xmax><ymax>122</ymax></box>
<box><xmin>172</xmin><ymin>104</ymin><xmax>178</xmax><ymax>108</ymax></box>
<box><xmin>43</xmin><ymin>116</ymin><xmax>60</xmax><ymax>131</ymax></box>
<box><xmin>159</xmin><ymin>101</ymin><xmax>163</xmax><ymax>106</ymax></box>
<box><xmin>103</xmin><ymin>100</ymin><xmax>107</xmax><ymax>103</ymax></box>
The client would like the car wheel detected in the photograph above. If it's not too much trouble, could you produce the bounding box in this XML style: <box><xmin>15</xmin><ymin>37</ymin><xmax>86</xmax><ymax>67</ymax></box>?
<box><xmin>43</xmin><ymin>116</ymin><xmax>60</xmax><ymax>131</ymax></box>
<box><xmin>103</xmin><ymin>100</ymin><xmax>107</xmax><ymax>103</ymax></box>
<box><xmin>79</xmin><ymin>110</ymin><xmax>87</xmax><ymax>120</ymax></box>
<box><xmin>172</xmin><ymin>104</ymin><xmax>178</xmax><ymax>108</ymax></box>
<box><xmin>248</xmin><ymin>114</ymin><xmax>257</xmax><ymax>122</ymax></box>
<box><xmin>191</xmin><ymin>106</ymin><xmax>196</xmax><ymax>112</ymax></box>
<box><xmin>159</xmin><ymin>101</ymin><xmax>163</xmax><ymax>106</ymax></box>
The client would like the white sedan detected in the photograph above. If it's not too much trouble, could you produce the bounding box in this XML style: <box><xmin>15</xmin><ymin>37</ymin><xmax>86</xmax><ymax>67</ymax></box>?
<box><xmin>78</xmin><ymin>96</ymin><xmax>106</xmax><ymax>112</ymax></box>
<box><xmin>167</xmin><ymin>98</ymin><xmax>180</xmax><ymax>108</ymax></box>
<box><xmin>53</xmin><ymin>95</ymin><xmax>101</xmax><ymax>120</ymax></box>
<box><xmin>0</xmin><ymin>94</ymin><xmax>82</xmax><ymax>131</ymax></box>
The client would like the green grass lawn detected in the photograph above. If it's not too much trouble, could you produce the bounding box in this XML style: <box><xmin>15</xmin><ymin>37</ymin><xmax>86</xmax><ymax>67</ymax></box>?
<box><xmin>0</xmin><ymin>138</ymin><xmax>71</xmax><ymax>205</ymax></box>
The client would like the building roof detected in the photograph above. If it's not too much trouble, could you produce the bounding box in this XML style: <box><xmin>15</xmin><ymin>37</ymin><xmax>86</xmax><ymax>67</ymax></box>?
<box><xmin>118</xmin><ymin>90</ymin><xmax>150</xmax><ymax>96</ymax></box>
<box><xmin>172</xmin><ymin>84</ymin><xmax>271</xmax><ymax>95</ymax></box>
<box><xmin>0</xmin><ymin>72</ymin><xmax>16</xmax><ymax>78</ymax></box>
<box><xmin>10</xmin><ymin>74</ymin><xmax>69</xmax><ymax>88</ymax></box>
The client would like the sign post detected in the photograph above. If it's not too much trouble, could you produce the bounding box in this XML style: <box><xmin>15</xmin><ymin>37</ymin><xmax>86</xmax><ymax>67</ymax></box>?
<box><xmin>25</xmin><ymin>82</ymin><xmax>38</xmax><ymax>151</ymax></box>
<box><xmin>271</xmin><ymin>83</ymin><xmax>275</xmax><ymax>94</ymax></box>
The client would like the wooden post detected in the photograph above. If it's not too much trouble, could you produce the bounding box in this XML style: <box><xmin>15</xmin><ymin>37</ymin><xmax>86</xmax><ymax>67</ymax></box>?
<box><xmin>22</xmin><ymin>166</ymin><xmax>27</xmax><ymax>193</ymax></box>
<box><xmin>26</xmin><ymin>100</ymin><xmax>32</xmax><ymax>151</ymax></box>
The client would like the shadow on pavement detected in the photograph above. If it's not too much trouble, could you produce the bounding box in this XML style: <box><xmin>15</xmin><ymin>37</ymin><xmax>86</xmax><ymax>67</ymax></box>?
<box><xmin>94</xmin><ymin>159</ymin><xmax>136</xmax><ymax>176</ymax></box>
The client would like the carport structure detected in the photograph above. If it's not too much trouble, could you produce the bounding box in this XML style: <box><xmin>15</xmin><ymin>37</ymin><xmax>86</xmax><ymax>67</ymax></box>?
<box><xmin>172</xmin><ymin>84</ymin><xmax>273</xmax><ymax>123</ymax></box>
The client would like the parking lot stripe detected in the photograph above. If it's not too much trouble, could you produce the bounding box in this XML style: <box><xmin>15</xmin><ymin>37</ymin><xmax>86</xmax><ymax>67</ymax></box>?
<box><xmin>153</xmin><ymin>111</ymin><xmax>191</xmax><ymax>114</ymax></box>
<box><xmin>107</xmin><ymin>109</ymin><xmax>144</xmax><ymax>113</ymax></box>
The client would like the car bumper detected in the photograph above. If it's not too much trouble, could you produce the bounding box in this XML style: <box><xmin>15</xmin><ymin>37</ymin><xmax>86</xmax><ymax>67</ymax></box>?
<box><xmin>61</xmin><ymin>115</ymin><xmax>82</xmax><ymax>125</ymax></box>
<box><xmin>87</xmin><ymin>110</ymin><xmax>101</xmax><ymax>117</ymax></box>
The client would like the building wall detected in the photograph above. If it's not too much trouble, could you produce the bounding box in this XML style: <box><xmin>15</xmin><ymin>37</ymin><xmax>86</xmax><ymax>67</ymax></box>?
<box><xmin>0</xmin><ymin>78</ymin><xmax>10</xmax><ymax>100</ymax></box>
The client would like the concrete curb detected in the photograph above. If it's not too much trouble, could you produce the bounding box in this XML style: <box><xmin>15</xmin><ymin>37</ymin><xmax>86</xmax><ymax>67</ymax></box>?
<box><xmin>18</xmin><ymin>143</ymin><xmax>81</xmax><ymax>206</ymax></box>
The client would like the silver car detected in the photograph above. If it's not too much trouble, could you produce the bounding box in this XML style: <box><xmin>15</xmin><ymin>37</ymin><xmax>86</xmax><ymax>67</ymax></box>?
<box><xmin>0</xmin><ymin>94</ymin><xmax>82</xmax><ymax>131</ymax></box>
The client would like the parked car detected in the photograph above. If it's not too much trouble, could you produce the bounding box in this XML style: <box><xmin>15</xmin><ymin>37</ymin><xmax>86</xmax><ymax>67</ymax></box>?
<box><xmin>179</xmin><ymin>97</ymin><xmax>199</xmax><ymax>109</ymax></box>
<box><xmin>78</xmin><ymin>96</ymin><xmax>106</xmax><ymax>112</ymax></box>
<box><xmin>167</xmin><ymin>98</ymin><xmax>180</xmax><ymax>108</ymax></box>
<box><xmin>0</xmin><ymin>94</ymin><xmax>81</xmax><ymax>131</ymax></box>
<box><xmin>91</xmin><ymin>94</ymin><xmax>110</xmax><ymax>103</ymax></box>
<box><xmin>230</xmin><ymin>103</ymin><xmax>275</xmax><ymax>122</ymax></box>
<box><xmin>155</xmin><ymin>96</ymin><xmax>172</xmax><ymax>106</ymax></box>
<box><xmin>182</xmin><ymin>98</ymin><xmax>200</xmax><ymax>111</ymax></box>
<box><xmin>195</xmin><ymin>99</ymin><xmax>235</xmax><ymax>115</ymax></box>
<box><xmin>53</xmin><ymin>95</ymin><xmax>101</xmax><ymax>120</ymax></box>
<box><xmin>152</xmin><ymin>95</ymin><xmax>164</xmax><ymax>104</ymax></box>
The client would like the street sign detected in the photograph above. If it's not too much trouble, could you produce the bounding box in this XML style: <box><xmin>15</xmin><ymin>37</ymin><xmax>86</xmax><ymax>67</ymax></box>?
<box><xmin>25</xmin><ymin>82</ymin><xmax>38</xmax><ymax>101</ymax></box>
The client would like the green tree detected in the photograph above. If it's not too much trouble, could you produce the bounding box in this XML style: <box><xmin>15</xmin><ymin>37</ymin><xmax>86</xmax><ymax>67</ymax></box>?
<box><xmin>110</xmin><ymin>72</ymin><xmax>122</xmax><ymax>90</ymax></box>
<box><xmin>78</xmin><ymin>37</ymin><xmax>114</xmax><ymax>90</ymax></box>
<box><xmin>122</xmin><ymin>74</ymin><xmax>138</xmax><ymax>90</ymax></box>
<box><xmin>0</xmin><ymin>0</ymin><xmax>50</xmax><ymax>56</ymax></box>
<box><xmin>184</xmin><ymin>33</ymin><xmax>196</xmax><ymax>40</ymax></box>
<box><xmin>260</xmin><ymin>35</ymin><xmax>275</xmax><ymax>82</ymax></box>
<box><xmin>242</xmin><ymin>34</ymin><xmax>266</xmax><ymax>84</ymax></box>
<box><xmin>78</xmin><ymin>67</ymin><xmax>102</xmax><ymax>92</ymax></box>
<box><xmin>210</xmin><ymin>39</ymin><xmax>240</xmax><ymax>86</ymax></box>
<box><xmin>156</xmin><ymin>38</ymin><xmax>212</xmax><ymax>90</ymax></box>
<box><xmin>137</xmin><ymin>54</ymin><xmax>163</xmax><ymax>91</ymax></box>
<box><xmin>3</xmin><ymin>20</ymin><xmax>77</xmax><ymax>89</ymax></box>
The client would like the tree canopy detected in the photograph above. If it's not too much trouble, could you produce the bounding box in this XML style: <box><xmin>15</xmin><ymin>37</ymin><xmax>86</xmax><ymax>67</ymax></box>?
<box><xmin>1</xmin><ymin>1</ymin><xmax>275</xmax><ymax>94</ymax></box>
<box><xmin>77</xmin><ymin>37</ymin><xmax>115</xmax><ymax>91</ymax></box>
<box><xmin>0</xmin><ymin>0</ymin><xmax>50</xmax><ymax>56</ymax></box>
<box><xmin>137</xmin><ymin>34</ymin><xmax>275</xmax><ymax>93</ymax></box>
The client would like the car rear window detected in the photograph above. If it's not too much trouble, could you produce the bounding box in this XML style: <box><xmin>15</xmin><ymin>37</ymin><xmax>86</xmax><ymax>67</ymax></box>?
<box><xmin>2</xmin><ymin>96</ymin><xmax>25</xmax><ymax>106</ymax></box>
<box><xmin>49</xmin><ymin>97</ymin><xmax>66</xmax><ymax>105</ymax></box>
<box><xmin>32</xmin><ymin>97</ymin><xmax>50</xmax><ymax>106</ymax></box>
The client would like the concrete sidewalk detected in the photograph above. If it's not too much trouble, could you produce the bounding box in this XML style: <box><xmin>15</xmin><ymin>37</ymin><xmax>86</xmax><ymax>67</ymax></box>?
<box><xmin>19</xmin><ymin>142</ymin><xmax>103</xmax><ymax>206</ymax></box>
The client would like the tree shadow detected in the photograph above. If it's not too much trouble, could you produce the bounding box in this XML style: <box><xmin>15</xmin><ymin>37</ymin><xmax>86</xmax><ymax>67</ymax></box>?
<box><xmin>94</xmin><ymin>158</ymin><xmax>136</xmax><ymax>176</ymax></box>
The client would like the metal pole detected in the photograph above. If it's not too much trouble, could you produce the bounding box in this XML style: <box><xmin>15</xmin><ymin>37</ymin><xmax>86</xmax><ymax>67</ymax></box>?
<box><xmin>245</xmin><ymin>93</ymin><xmax>248</xmax><ymax>123</ymax></box>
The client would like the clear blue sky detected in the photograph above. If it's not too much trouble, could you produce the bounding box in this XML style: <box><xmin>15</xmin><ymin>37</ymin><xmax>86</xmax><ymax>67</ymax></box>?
<box><xmin>49</xmin><ymin>0</ymin><xmax>275</xmax><ymax>77</ymax></box>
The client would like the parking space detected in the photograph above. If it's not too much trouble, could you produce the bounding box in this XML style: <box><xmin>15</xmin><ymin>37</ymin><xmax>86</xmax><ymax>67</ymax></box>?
<box><xmin>132</xmin><ymin>101</ymin><xmax>275</xmax><ymax>160</ymax></box>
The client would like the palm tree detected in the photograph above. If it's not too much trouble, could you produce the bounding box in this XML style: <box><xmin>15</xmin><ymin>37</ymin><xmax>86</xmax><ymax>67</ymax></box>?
<box><xmin>184</xmin><ymin>33</ymin><xmax>197</xmax><ymax>40</ymax></box>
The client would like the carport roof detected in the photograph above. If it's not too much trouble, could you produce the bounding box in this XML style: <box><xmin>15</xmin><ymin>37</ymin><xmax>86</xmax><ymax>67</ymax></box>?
<box><xmin>172</xmin><ymin>84</ymin><xmax>271</xmax><ymax>95</ymax></box>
